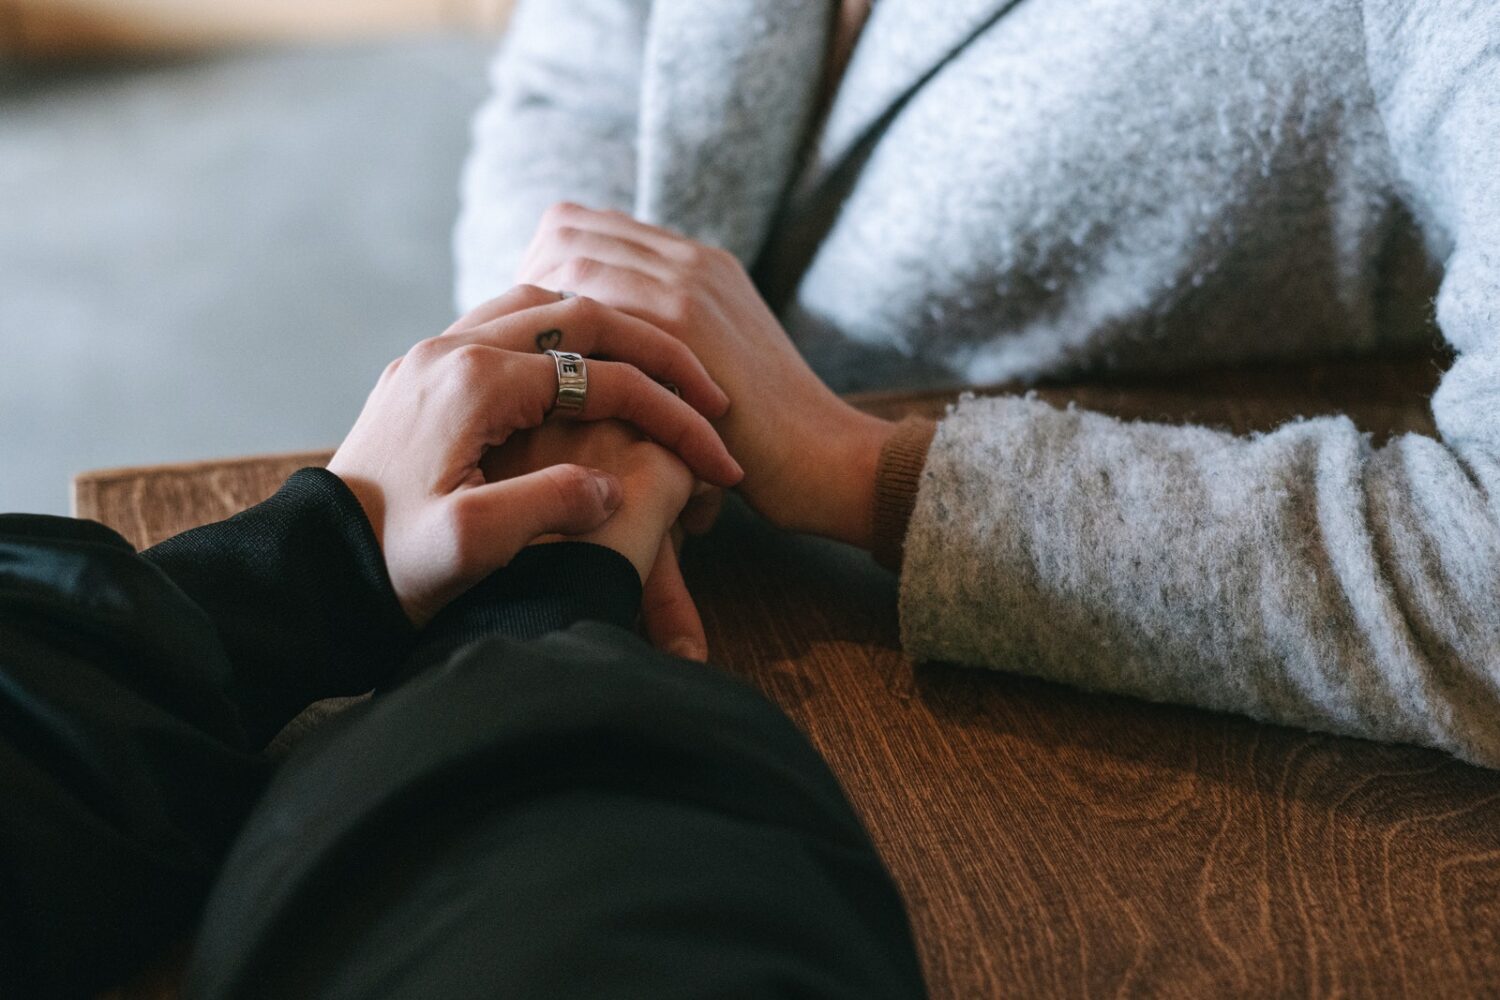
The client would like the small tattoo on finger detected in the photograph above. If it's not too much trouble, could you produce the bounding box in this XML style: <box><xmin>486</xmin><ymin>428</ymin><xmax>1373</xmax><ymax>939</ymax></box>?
<box><xmin>535</xmin><ymin>328</ymin><xmax>563</xmax><ymax>352</ymax></box>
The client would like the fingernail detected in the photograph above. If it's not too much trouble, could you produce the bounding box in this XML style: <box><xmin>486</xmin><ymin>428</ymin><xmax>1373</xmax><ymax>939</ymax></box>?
<box><xmin>593</xmin><ymin>472</ymin><xmax>622</xmax><ymax>510</ymax></box>
<box><xmin>667</xmin><ymin>638</ymin><xmax>708</xmax><ymax>661</ymax></box>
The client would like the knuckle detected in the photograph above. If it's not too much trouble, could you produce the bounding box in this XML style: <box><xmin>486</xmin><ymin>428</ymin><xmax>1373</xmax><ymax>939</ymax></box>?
<box><xmin>509</xmin><ymin>282</ymin><xmax>553</xmax><ymax>304</ymax></box>
<box><xmin>666</xmin><ymin>339</ymin><xmax>700</xmax><ymax>376</ymax></box>
<box><xmin>561</xmin><ymin>291</ymin><xmax>600</xmax><ymax>320</ymax></box>
<box><xmin>664</xmin><ymin>290</ymin><xmax>698</xmax><ymax>326</ymax></box>
<box><xmin>405</xmin><ymin>336</ymin><xmax>447</xmax><ymax>368</ymax></box>
<box><xmin>677</xmin><ymin>242</ymin><xmax>714</xmax><ymax>269</ymax></box>
<box><xmin>619</xmin><ymin>363</ymin><xmax>653</xmax><ymax>396</ymax></box>
<box><xmin>445</xmin><ymin>344</ymin><xmax>491</xmax><ymax>387</ymax></box>
<box><xmin>709</xmin><ymin>244</ymin><xmax>740</xmax><ymax>272</ymax></box>
<box><xmin>561</xmin><ymin>256</ymin><xmax>603</xmax><ymax>285</ymax></box>
<box><xmin>544</xmin><ymin>201</ymin><xmax>584</xmax><ymax>227</ymax></box>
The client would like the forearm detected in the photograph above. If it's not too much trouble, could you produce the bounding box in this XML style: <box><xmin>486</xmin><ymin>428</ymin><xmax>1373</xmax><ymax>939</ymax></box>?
<box><xmin>898</xmin><ymin>392</ymin><xmax>1500</xmax><ymax>765</ymax></box>
<box><xmin>0</xmin><ymin>517</ymin><xmax>271</xmax><ymax>996</ymax></box>
<box><xmin>188</xmin><ymin>622</ymin><xmax>923</xmax><ymax>999</ymax></box>
<box><xmin>0</xmin><ymin>479</ymin><xmax>644</xmax><ymax>995</ymax></box>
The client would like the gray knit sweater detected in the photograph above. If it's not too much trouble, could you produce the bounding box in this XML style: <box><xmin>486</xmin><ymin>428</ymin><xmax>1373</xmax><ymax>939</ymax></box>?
<box><xmin>455</xmin><ymin>0</ymin><xmax>1500</xmax><ymax>765</ymax></box>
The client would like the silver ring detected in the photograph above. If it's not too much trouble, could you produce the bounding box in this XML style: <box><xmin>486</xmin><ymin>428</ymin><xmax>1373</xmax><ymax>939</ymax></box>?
<box><xmin>546</xmin><ymin>350</ymin><xmax>587</xmax><ymax>417</ymax></box>
<box><xmin>556</xmin><ymin>289</ymin><xmax>576</xmax><ymax>301</ymax></box>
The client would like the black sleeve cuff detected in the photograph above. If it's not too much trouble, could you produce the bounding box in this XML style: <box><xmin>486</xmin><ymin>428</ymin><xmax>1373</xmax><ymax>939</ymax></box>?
<box><xmin>143</xmin><ymin>468</ymin><xmax>416</xmax><ymax>745</ymax></box>
<box><xmin>400</xmin><ymin>542</ymin><xmax>642</xmax><ymax>681</ymax></box>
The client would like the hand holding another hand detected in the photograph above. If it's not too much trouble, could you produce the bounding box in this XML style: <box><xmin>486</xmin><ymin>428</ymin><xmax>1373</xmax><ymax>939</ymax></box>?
<box><xmin>516</xmin><ymin>202</ymin><xmax>898</xmax><ymax>550</ymax></box>
<box><xmin>482</xmin><ymin>419</ymin><xmax>709</xmax><ymax>660</ymax></box>
<box><xmin>328</xmin><ymin>289</ymin><xmax>741</xmax><ymax>627</ymax></box>
<box><xmin>481</xmin><ymin>420</ymin><xmax>692</xmax><ymax>589</ymax></box>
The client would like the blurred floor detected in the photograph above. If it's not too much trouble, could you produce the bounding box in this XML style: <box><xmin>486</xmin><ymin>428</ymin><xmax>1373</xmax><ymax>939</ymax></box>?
<box><xmin>0</xmin><ymin>36</ymin><xmax>491</xmax><ymax>514</ymax></box>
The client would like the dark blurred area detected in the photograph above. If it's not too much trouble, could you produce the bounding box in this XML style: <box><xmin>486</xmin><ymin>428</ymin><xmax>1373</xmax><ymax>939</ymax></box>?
<box><xmin>0</xmin><ymin>2</ymin><xmax>510</xmax><ymax>513</ymax></box>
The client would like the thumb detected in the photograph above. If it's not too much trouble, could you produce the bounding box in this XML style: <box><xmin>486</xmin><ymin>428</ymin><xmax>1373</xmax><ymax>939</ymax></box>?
<box><xmin>455</xmin><ymin>463</ymin><xmax>622</xmax><ymax>572</ymax></box>
<box><xmin>642</xmin><ymin>537</ymin><xmax>708</xmax><ymax>661</ymax></box>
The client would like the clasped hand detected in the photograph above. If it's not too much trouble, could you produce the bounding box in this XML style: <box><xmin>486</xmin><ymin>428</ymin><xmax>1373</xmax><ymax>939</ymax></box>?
<box><xmin>332</xmin><ymin>205</ymin><xmax>900</xmax><ymax>660</ymax></box>
<box><xmin>328</xmin><ymin>285</ymin><xmax>739</xmax><ymax>634</ymax></box>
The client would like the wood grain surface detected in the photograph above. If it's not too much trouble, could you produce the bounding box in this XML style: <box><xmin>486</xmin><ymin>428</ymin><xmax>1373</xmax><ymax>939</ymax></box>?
<box><xmin>79</xmin><ymin>353</ymin><xmax>1500</xmax><ymax>999</ymax></box>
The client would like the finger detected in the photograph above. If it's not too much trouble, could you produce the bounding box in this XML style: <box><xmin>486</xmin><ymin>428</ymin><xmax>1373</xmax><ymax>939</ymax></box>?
<box><xmin>449</xmin><ymin>463</ymin><xmax>623</xmax><ymax>576</ymax></box>
<box><xmin>456</xmin><ymin>294</ymin><xmax>729</xmax><ymax>417</ymax></box>
<box><xmin>576</xmin><ymin>358</ymin><xmax>743</xmax><ymax>487</ymax></box>
<box><xmin>518</xmin><ymin>225</ymin><xmax>676</xmax><ymax>288</ymax></box>
<box><xmin>443</xmin><ymin>284</ymin><xmax>564</xmax><ymax>336</ymax></box>
<box><xmin>680</xmin><ymin>486</ymin><xmax>726</xmax><ymax>536</ymax></box>
<box><xmin>641</xmin><ymin>537</ymin><xmax>708</xmax><ymax>662</ymax></box>
<box><xmin>455</xmin><ymin>349</ymin><xmax>742</xmax><ymax>488</ymax></box>
<box><xmin>533</xmin><ymin>254</ymin><xmax>665</xmax><ymax>316</ymax></box>
<box><xmin>533</xmin><ymin>258</ymin><xmax>698</xmax><ymax>354</ymax></box>
<box><xmin>536</xmin><ymin>202</ymin><xmax>695</xmax><ymax>261</ymax></box>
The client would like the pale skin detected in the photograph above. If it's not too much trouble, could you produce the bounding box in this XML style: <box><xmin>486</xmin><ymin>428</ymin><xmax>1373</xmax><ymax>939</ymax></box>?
<box><xmin>475</xmin><ymin>0</ymin><xmax>888</xmax><ymax>658</ymax></box>
<box><xmin>327</xmin><ymin>290</ymin><xmax>739</xmax><ymax>629</ymax></box>
<box><xmin>396</xmin><ymin>208</ymin><xmax>899</xmax><ymax>653</ymax></box>
<box><xmin>433</xmin><ymin>283</ymin><xmax>735</xmax><ymax>659</ymax></box>
<box><xmin>336</xmin><ymin>1</ymin><xmax>884</xmax><ymax>649</ymax></box>
<box><xmin>515</xmin><ymin>202</ymin><xmax>900</xmax><ymax>551</ymax></box>
<box><xmin>505</xmin><ymin>0</ymin><xmax>886</xmax><ymax>551</ymax></box>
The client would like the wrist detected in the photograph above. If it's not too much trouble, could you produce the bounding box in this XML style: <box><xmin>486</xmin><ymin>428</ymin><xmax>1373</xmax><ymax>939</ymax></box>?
<box><xmin>564</xmin><ymin>487</ymin><xmax>685</xmax><ymax>582</ymax></box>
<box><xmin>564</xmin><ymin>517</ymin><xmax>662</xmax><ymax>583</ymax></box>
<box><xmin>804</xmin><ymin>407</ymin><xmax>896</xmax><ymax>550</ymax></box>
<box><xmin>324</xmin><ymin>464</ymin><xmax>386</xmax><ymax>547</ymax></box>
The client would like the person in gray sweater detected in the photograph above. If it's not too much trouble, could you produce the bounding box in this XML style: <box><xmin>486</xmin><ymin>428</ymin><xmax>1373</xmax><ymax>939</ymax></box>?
<box><xmin>454</xmin><ymin>0</ymin><xmax>1500</xmax><ymax>766</ymax></box>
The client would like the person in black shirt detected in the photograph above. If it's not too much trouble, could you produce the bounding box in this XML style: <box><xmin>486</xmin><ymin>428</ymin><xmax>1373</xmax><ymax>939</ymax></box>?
<box><xmin>0</xmin><ymin>287</ymin><xmax>925</xmax><ymax>999</ymax></box>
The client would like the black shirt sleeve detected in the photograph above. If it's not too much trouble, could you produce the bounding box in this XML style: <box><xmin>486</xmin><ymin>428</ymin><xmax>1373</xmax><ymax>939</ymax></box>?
<box><xmin>2</xmin><ymin>467</ymin><xmax>921</xmax><ymax>999</ymax></box>
<box><xmin>187</xmin><ymin>623</ymin><xmax>927</xmax><ymax>1000</ymax></box>
<box><xmin>0</xmin><ymin>467</ymin><xmax>651</xmax><ymax>998</ymax></box>
<box><xmin>140</xmin><ymin>468</ymin><xmax>417</xmax><ymax>745</ymax></box>
<box><xmin>398</xmin><ymin>540</ymin><xmax>642</xmax><ymax>681</ymax></box>
<box><xmin>0</xmin><ymin>469</ymin><xmax>413</xmax><ymax>996</ymax></box>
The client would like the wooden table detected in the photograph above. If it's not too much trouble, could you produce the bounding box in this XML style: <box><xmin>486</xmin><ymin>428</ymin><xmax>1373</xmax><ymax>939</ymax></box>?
<box><xmin>80</xmin><ymin>355</ymin><xmax>1500</xmax><ymax>999</ymax></box>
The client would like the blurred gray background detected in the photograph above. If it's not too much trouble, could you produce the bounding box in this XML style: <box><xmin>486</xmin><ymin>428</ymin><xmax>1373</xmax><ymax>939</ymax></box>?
<box><xmin>0</xmin><ymin>37</ymin><xmax>492</xmax><ymax>514</ymax></box>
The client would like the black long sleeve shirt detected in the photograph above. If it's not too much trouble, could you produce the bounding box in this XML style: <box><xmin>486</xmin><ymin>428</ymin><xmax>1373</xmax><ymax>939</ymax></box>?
<box><xmin>0</xmin><ymin>469</ymin><xmax>923</xmax><ymax>999</ymax></box>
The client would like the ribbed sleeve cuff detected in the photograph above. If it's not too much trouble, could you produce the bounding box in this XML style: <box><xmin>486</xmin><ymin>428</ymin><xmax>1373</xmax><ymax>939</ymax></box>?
<box><xmin>400</xmin><ymin>542</ymin><xmax>643</xmax><ymax>680</ymax></box>
<box><xmin>871</xmin><ymin>416</ymin><xmax>938</xmax><ymax>571</ymax></box>
<box><xmin>143</xmin><ymin>467</ymin><xmax>416</xmax><ymax>744</ymax></box>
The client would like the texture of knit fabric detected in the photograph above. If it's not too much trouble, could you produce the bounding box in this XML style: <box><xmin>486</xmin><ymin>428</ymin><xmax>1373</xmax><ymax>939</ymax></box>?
<box><xmin>456</xmin><ymin>0</ymin><xmax>1500</xmax><ymax>764</ymax></box>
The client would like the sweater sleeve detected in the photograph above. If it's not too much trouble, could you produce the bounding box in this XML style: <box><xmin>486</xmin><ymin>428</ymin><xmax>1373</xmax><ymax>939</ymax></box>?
<box><xmin>899</xmin><ymin>1</ymin><xmax>1500</xmax><ymax>766</ymax></box>
<box><xmin>453</xmin><ymin>0</ymin><xmax>649</xmax><ymax>312</ymax></box>
<box><xmin>871</xmin><ymin>416</ymin><xmax>939</xmax><ymax>571</ymax></box>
